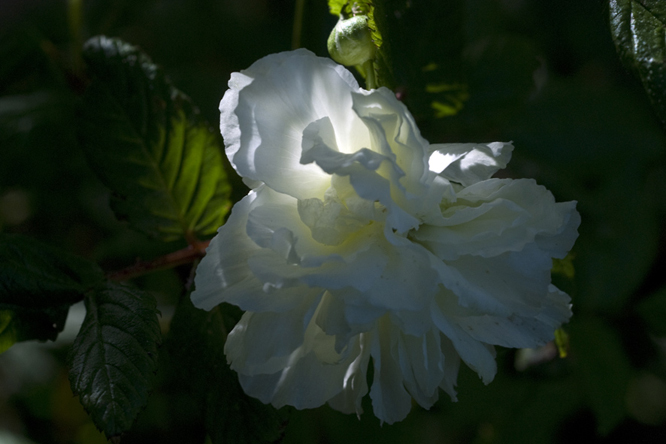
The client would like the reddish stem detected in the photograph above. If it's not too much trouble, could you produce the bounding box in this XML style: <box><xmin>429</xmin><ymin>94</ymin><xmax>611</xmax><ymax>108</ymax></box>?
<box><xmin>106</xmin><ymin>239</ymin><xmax>210</xmax><ymax>281</ymax></box>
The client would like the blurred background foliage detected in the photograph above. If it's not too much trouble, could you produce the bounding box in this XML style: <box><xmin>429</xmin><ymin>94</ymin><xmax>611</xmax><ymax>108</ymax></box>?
<box><xmin>1</xmin><ymin>0</ymin><xmax>666</xmax><ymax>443</ymax></box>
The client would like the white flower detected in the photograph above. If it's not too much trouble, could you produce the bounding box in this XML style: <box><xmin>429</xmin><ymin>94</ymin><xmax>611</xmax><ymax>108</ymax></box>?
<box><xmin>191</xmin><ymin>49</ymin><xmax>580</xmax><ymax>424</ymax></box>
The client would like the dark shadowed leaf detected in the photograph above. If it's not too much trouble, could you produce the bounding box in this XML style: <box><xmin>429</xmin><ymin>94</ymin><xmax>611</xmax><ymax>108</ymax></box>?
<box><xmin>609</xmin><ymin>0</ymin><xmax>666</xmax><ymax>130</ymax></box>
<box><xmin>167</xmin><ymin>296</ymin><xmax>287</xmax><ymax>444</ymax></box>
<box><xmin>77</xmin><ymin>36</ymin><xmax>231</xmax><ymax>242</ymax></box>
<box><xmin>0</xmin><ymin>233</ymin><xmax>103</xmax><ymax>308</ymax></box>
<box><xmin>0</xmin><ymin>234</ymin><xmax>103</xmax><ymax>350</ymax></box>
<box><xmin>0</xmin><ymin>305</ymin><xmax>69</xmax><ymax>353</ymax></box>
<box><xmin>68</xmin><ymin>281</ymin><xmax>162</xmax><ymax>438</ymax></box>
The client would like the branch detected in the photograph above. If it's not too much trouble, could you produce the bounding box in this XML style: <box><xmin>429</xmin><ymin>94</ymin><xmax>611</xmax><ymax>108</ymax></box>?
<box><xmin>106</xmin><ymin>240</ymin><xmax>210</xmax><ymax>281</ymax></box>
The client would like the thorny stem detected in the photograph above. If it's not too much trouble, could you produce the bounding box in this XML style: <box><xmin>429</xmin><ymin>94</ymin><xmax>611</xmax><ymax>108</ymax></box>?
<box><xmin>106</xmin><ymin>240</ymin><xmax>210</xmax><ymax>281</ymax></box>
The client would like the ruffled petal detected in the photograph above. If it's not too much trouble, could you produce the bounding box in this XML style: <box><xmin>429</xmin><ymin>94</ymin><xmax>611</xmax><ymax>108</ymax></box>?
<box><xmin>192</xmin><ymin>186</ymin><xmax>318</xmax><ymax>313</ymax></box>
<box><xmin>439</xmin><ymin>244</ymin><xmax>555</xmax><ymax>316</ymax></box>
<box><xmin>431</xmin><ymin>297</ymin><xmax>498</xmax><ymax>384</ymax></box>
<box><xmin>326</xmin><ymin>332</ymin><xmax>372</xmax><ymax>415</ymax></box>
<box><xmin>225</xmin><ymin>293</ymin><xmax>322</xmax><ymax>375</ymax></box>
<box><xmin>300</xmin><ymin>116</ymin><xmax>420</xmax><ymax>234</ymax></box>
<box><xmin>395</xmin><ymin>328</ymin><xmax>444</xmax><ymax>408</ymax></box>
<box><xmin>233</xmin><ymin>304</ymin><xmax>371</xmax><ymax>412</ymax></box>
<box><xmin>351</xmin><ymin>89</ymin><xmax>453</xmax><ymax>230</ymax></box>
<box><xmin>412</xmin><ymin>179</ymin><xmax>579</xmax><ymax>260</ymax></box>
<box><xmin>438</xmin><ymin>334</ymin><xmax>461</xmax><ymax>401</ymax></box>
<box><xmin>220</xmin><ymin>49</ymin><xmax>371</xmax><ymax>199</ymax></box>
<box><xmin>436</xmin><ymin>289</ymin><xmax>570</xmax><ymax>349</ymax></box>
<box><xmin>369</xmin><ymin>318</ymin><xmax>414</xmax><ymax>424</ymax></box>
<box><xmin>429</xmin><ymin>142</ymin><xmax>513</xmax><ymax>186</ymax></box>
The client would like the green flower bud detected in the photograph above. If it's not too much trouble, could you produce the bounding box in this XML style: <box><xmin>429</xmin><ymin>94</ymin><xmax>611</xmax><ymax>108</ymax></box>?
<box><xmin>327</xmin><ymin>15</ymin><xmax>376</xmax><ymax>67</ymax></box>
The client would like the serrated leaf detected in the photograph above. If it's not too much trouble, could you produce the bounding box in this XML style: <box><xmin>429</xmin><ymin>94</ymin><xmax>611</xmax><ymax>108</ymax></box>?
<box><xmin>569</xmin><ymin>317</ymin><xmax>633</xmax><ymax>434</ymax></box>
<box><xmin>609</xmin><ymin>0</ymin><xmax>666</xmax><ymax>130</ymax></box>
<box><xmin>77</xmin><ymin>36</ymin><xmax>231</xmax><ymax>242</ymax></box>
<box><xmin>0</xmin><ymin>233</ymin><xmax>103</xmax><ymax>309</ymax></box>
<box><xmin>636</xmin><ymin>286</ymin><xmax>666</xmax><ymax>336</ymax></box>
<box><xmin>167</xmin><ymin>296</ymin><xmax>286</xmax><ymax>444</ymax></box>
<box><xmin>68</xmin><ymin>281</ymin><xmax>162</xmax><ymax>438</ymax></box>
<box><xmin>0</xmin><ymin>233</ymin><xmax>101</xmax><ymax>349</ymax></box>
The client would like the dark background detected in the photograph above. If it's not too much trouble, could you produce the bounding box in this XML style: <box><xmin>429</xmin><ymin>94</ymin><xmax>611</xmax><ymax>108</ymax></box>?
<box><xmin>1</xmin><ymin>0</ymin><xmax>666</xmax><ymax>443</ymax></box>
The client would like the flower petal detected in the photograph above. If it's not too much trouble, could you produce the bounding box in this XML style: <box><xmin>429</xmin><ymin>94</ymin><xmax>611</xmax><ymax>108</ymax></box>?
<box><xmin>396</xmin><ymin>328</ymin><xmax>444</xmax><ymax>408</ymax></box>
<box><xmin>412</xmin><ymin>179</ymin><xmax>579</xmax><ymax>260</ymax></box>
<box><xmin>431</xmin><ymin>296</ymin><xmax>498</xmax><ymax>384</ymax></box>
<box><xmin>437</xmin><ymin>289</ymin><xmax>570</xmax><ymax>349</ymax></box>
<box><xmin>192</xmin><ymin>186</ymin><xmax>315</xmax><ymax>313</ymax></box>
<box><xmin>438</xmin><ymin>335</ymin><xmax>461</xmax><ymax>401</ymax></box>
<box><xmin>327</xmin><ymin>332</ymin><xmax>372</xmax><ymax>415</ymax></box>
<box><xmin>234</xmin><ymin>307</ymin><xmax>370</xmax><ymax>411</ymax></box>
<box><xmin>225</xmin><ymin>293</ymin><xmax>322</xmax><ymax>375</ymax></box>
<box><xmin>429</xmin><ymin>142</ymin><xmax>513</xmax><ymax>186</ymax></box>
<box><xmin>220</xmin><ymin>49</ymin><xmax>371</xmax><ymax>199</ymax></box>
<box><xmin>369</xmin><ymin>318</ymin><xmax>414</xmax><ymax>424</ymax></box>
<box><xmin>300</xmin><ymin>116</ymin><xmax>420</xmax><ymax>233</ymax></box>
<box><xmin>439</xmin><ymin>244</ymin><xmax>554</xmax><ymax>316</ymax></box>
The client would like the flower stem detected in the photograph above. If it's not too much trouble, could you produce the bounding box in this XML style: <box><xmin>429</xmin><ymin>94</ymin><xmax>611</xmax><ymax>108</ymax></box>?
<box><xmin>68</xmin><ymin>0</ymin><xmax>84</xmax><ymax>76</ymax></box>
<box><xmin>291</xmin><ymin>0</ymin><xmax>306</xmax><ymax>49</ymax></box>
<box><xmin>362</xmin><ymin>59</ymin><xmax>377</xmax><ymax>90</ymax></box>
<box><xmin>106</xmin><ymin>240</ymin><xmax>210</xmax><ymax>281</ymax></box>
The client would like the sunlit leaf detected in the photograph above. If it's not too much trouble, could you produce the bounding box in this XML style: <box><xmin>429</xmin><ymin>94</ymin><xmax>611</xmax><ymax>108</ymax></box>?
<box><xmin>328</xmin><ymin>0</ymin><xmax>348</xmax><ymax>17</ymax></box>
<box><xmin>78</xmin><ymin>36</ymin><xmax>232</xmax><ymax>242</ymax></box>
<box><xmin>68</xmin><ymin>281</ymin><xmax>161</xmax><ymax>438</ymax></box>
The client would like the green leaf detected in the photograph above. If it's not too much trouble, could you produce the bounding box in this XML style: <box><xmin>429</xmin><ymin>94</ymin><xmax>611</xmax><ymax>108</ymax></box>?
<box><xmin>0</xmin><ymin>310</ymin><xmax>17</xmax><ymax>353</ymax></box>
<box><xmin>328</xmin><ymin>0</ymin><xmax>348</xmax><ymax>16</ymax></box>
<box><xmin>568</xmin><ymin>317</ymin><xmax>634</xmax><ymax>434</ymax></box>
<box><xmin>0</xmin><ymin>305</ymin><xmax>70</xmax><ymax>354</ymax></box>
<box><xmin>68</xmin><ymin>281</ymin><xmax>162</xmax><ymax>438</ymax></box>
<box><xmin>609</xmin><ymin>0</ymin><xmax>666</xmax><ymax>129</ymax></box>
<box><xmin>0</xmin><ymin>233</ymin><xmax>101</xmax><ymax>350</ymax></box>
<box><xmin>636</xmin><ymin>286</ymin><xmax>666</xmax><ymax>336</ymax></box>
<box><xmin>77</xmin><ymin>36</ymin><xmax>231</xmax><ymax>242</ymax></box>
<box><xmin>167</xmin><ymin>296</ymin><xmax>286</xmax><ymax>444</ymax></box>
<box><xmin>0</xmin><ymin>233</ymin><xmax>103</xmax><ymax>309</ymax></box>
